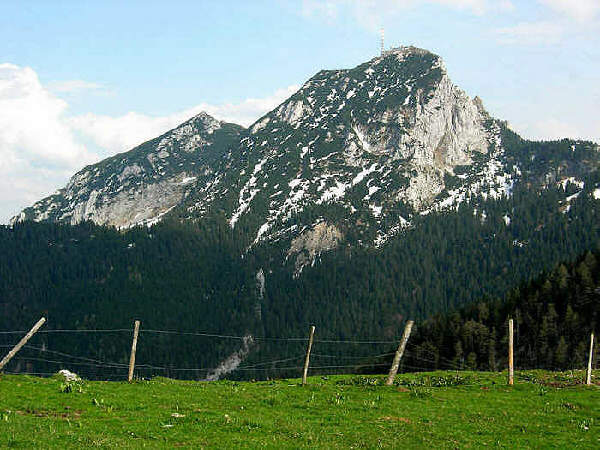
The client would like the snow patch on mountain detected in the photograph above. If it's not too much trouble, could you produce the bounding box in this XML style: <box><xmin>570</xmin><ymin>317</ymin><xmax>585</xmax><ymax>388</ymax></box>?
<box><xmin>230</xmin><ymin>156</ymin><xmax>269</xmax><ymax>227</ymax></box>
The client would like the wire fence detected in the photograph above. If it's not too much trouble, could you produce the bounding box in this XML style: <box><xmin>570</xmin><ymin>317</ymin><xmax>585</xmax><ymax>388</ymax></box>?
<box><xmin>0</xmin><ymin>325</ymin><xmax>401</xmax><ymax>380</ymax></box>
<box><xmin>0</xmin><ymin>321</ymin><xmax>596</xmax><ymax>384</ymax></box>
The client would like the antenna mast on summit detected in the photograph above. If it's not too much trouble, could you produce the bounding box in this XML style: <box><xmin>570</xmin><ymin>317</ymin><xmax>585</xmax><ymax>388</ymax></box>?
<box><xmin>380</xmin><ymin>27</ymin><xmax>385</xmax><ymax>56</ymax></box>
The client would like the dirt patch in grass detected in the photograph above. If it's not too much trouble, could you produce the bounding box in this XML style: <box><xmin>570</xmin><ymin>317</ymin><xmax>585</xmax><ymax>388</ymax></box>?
<box><xmin>379</xmin><ymin>416</ymin><xmax>411</xmax><ymax>423</ymax></box>
<box><xmin>16</xmin><ymin>408</ymin><xmax>82</xmax><ymax>419</ymax></box>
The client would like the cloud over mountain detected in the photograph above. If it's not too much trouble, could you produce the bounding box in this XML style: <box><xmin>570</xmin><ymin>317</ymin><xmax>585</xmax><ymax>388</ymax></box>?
<box><xmin>68</xmin><ymin>85</ymin><xmax>299</xmax><ymax>156</ymax></box>
<box><xmin>0</xmin><ymin>64</ymin><xmax>98</xmax><ymax>223</ymax></box>
<box><xmin>0</xmin><ymin>62</ymin><xmax>298</xmax><ymax>223</ymax></box>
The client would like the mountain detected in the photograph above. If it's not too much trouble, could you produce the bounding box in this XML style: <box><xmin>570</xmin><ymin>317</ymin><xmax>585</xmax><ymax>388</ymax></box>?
<box><xmin>4</xmin><ymin>47</ymin><xmax>600</xmax><ymax>380</ymax></box>
<box><xmin>15</xmin><ymin>46</ymin><xmax>600</xmax><ymax>275</ymax></box>
<box><xmin>13</xmin><ymin>113</ymin><xmax>243</xmax><ymax>228</ymax></box>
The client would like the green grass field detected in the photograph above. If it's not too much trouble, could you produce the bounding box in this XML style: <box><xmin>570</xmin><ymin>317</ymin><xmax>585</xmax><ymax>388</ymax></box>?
<box><xmin>0</xmin><ymin>370</ymin><xmax>598</xmax><ymax>448</ymax></box>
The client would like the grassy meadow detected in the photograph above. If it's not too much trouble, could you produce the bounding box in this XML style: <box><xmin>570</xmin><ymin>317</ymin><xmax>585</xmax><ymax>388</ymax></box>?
<box><xmin>0</xmin><ymin>370</ymin><xmax>598</xmax><ymax>448</ymax></box>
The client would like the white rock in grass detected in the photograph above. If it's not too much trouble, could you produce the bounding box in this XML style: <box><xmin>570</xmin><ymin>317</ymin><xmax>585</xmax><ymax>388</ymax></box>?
<box><xmin>57</xmin><ymin>369</ymin><xmax>80</xmax><ymax>382</ymax></box>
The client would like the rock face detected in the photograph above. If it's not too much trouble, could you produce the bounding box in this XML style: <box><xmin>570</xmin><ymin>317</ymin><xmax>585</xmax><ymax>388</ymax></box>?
<box><xmin>210</xmin><ymin>46</ymin><xmax>505</xmax><ymax>255</ymax></box>
<box><xmin>287</xmin><ymin>222</ymin><xmax>343</xmax><ymax>276</ymax></box>
<box><xmin>13</xmin><ymin>46</ymin><xmax>600</xmax><ymax>271</ymax></box>
<box><xmin>13</xmin><ymin>113</ymin><xmax>243</xmax><ymax>227</ymax></box>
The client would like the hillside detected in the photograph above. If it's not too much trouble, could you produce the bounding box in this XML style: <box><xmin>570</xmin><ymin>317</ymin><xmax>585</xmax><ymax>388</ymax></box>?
<box><xmin>404</xmin><ymin>249</ymin><xmax>600</xmax><ymax>373</ymax></box>
<box><xmin>0</xmin><ymin>371</ymin><xmax>599</xmax><ymax>448</ymax></box>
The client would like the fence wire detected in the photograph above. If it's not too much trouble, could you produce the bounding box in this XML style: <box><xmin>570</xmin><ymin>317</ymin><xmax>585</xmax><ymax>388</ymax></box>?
<box><xmin>1</xmin><ymin>323</ymin><xmax>596</xmax><ymax>382</ymax></box>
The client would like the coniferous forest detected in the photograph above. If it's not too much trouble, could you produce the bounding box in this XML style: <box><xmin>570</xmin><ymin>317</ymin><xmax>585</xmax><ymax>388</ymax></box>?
<box><xmin>404</xmin><ymin>250</ymin><xmax>599</xmax><ymax>374</ymax></box>
<box><xmin>1</xmin><ymin>167</ymin><xmax>599</xmax><ymax>379</ymax></box>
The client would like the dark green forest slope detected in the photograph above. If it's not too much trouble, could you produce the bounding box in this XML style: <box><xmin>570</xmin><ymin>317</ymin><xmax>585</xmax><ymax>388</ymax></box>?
<box><xmin>404</xmin><ymin>249</ymin><xmax>599</xmax><ymax>373</ymax></box>
<box><xmin>1</xmin><ymin>161</ymin><xmax>599</xmax><ymax>379</ymax></box>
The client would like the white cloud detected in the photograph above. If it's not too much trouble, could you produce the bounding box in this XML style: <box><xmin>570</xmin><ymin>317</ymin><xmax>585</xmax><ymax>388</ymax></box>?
<box><xmin>301</xmin><ymin>0</ymin><xmax>513</xmax><ymax>29</ymax></box>
<box><xmin>301</xmin><ymin>0</ymin><xmax>340</xmax><ymax>22</ymax></box>
<box><xmin>0</xmin><ymin>63</ymin><xmax>100</xmax><ymax>223</ymax></box>
<box><xmin>495</xmin><ymin>1</ymin><xmax>600</xmax><ymax>46</ymax></box>
<box><xmin>0</xmin><ymin>64</ymin><xmax>96</xmax><ymax>167</ymax></box>
<box><xmin>0</xmin><ymin>62</ymin><xmax>299</xmax><ymax>223</ymax></box>
<box><xmin>200</xmin><ymin>85</ymin><xmax>300</xmax><ymax>127</ymax></box>
<box><xmin>68</xmin><ymin>111</ymin><xmax>184</xmax><ymax>156</ymax></box>
<box><xmin>47</xmin><ymin>79</ymin><xmax>107</xmax><ymax>94</ymax></box>
<box><xmin>539</xmin><ymin>0</ymin><xmax>600</xmax><ymax>23</ymax></box>
<box><xmin>513</xmin><ymin>117</ymin><xmax>600</xmax><ymax>144</ymax></box>
<box><xmin>495</xmin><ymin>21</ymin><xmax>565</xmax><ymax>45</ymax></box>
<box><xmin>69</xmin><ymin>84</ymin><xmax>299</xmax><ymax>155</ymax></box>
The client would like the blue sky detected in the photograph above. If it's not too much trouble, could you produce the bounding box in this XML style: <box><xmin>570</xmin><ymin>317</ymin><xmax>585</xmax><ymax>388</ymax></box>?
<box><xmin>1</xmin><ymin>0</ymin><xmax>599</xmax><ymax>223</ymax></box>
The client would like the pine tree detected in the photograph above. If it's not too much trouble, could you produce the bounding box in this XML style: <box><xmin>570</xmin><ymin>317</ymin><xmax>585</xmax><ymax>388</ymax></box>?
<box><xmin>554</xmin><ymin>336</ymin><xmax>568</xmax><ymax>369</ymax></box>
<box><xmin>453</xmin><ymin>341</ymin><xmax>464</xmax><ymax>369</ymax></box>
<box><xmin>466</xmin><ymin>352</ymin><xmax>477</xmax><ymax>370</ymax></box>
<box><xmin>488</xmin><ymin>328</ymin><xmax>497</xmax><ymax>371</ymax></box>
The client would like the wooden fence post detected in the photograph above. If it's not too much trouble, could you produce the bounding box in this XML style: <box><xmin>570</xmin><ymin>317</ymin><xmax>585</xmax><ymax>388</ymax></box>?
<box><xmin>128</xmin><ymin>320</ymin><xmax>140</xmax><ymax>382</ymax></box>
<box><xmin>587</xmin><ymin>333</ymin><xmax>594</xmax><ymax>386</ymax></box>
<box><xmin>0</xmin><ymin>317</ymin><xmax>46</xmax><ymax>371</ymax></box>
<box><xmin>302</xmin><ymin>325</ymin><xmax>315</xmax><ymax>386</ymax></box>
<box><xmin>386</xmin><ymin>320</ymin><xmax>414</xmax><ymax>386</ymax></box>
<box><xmin>508</xmin><ymin>318</ymin><xmax>514</xmax><ymax>386</ymax></box>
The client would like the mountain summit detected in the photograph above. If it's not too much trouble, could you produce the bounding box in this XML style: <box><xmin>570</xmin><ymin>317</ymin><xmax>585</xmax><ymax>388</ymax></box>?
<box><xmin>224</xmin><ymin>46</ymin><xmax>496</xmax><ymax>243</ymax></box>
<box><xmin>14</xmin><ymin>112</ymin><xmax>244</xmax><ymax>228</ymax></box>
<box><xmin>13</xmin><ymin>47</ymin><xmax>600</xmax><ymax>272</ymax></box>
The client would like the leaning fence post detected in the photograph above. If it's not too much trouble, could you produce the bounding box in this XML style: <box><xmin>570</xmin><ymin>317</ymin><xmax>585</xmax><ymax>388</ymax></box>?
<box><xmin>508</xmin><ymin>318</ymin><xmax>514</xmax><ymax>386</ymax></box>
<box><xmin>128</xmin><ymin>320</ymin><xmax>141</xmax><ymax>382</ymax></box>
<box><xmin>386</xmin><ymin>320</ymin><xmax>414</xmax><ymax>386</ymax></box>
<box><xmin>0</xmin><ymin>317</ymin><xmax>46</xmax><ymax>372</ymax></box>
<box><xmin>302</xmin><ymin>325</ymin><xmax>315</xmax><ymax>386</ymax></box>
<box><xmin>587</xmin><ymin>333</ymin><xmax>595</xmax><ymax>386</ymax></box>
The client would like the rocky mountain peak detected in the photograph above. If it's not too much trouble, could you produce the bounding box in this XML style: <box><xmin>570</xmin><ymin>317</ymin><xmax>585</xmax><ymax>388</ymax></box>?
<box><xmin>226</xmin><ymin>46</ymin><xmax>495</xmax><ymax>249</ymax></box>
<box><xmin>12</xmin><ymin>49</ymin><xmax>497</xmax><ymax>239</ymax></box>
<box><xmin>188</xmin><ymin>111</ymin><xmax>225</xmax><ymax>132</ymax></box>
<box><xmin>12</xmin><ymin>110</ymin><xmax>242</xmax><ymax>228</ymax></box>
<box><xmin>13</xmin><ymin>48</ymin><xmax>599</xmax><ymax>275</ymax></box>
<box><xmin>378</xmin><ymin>45</ymin><xmax>444</xmax><ymax>68</ymax></box>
